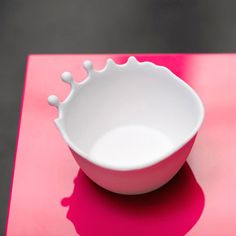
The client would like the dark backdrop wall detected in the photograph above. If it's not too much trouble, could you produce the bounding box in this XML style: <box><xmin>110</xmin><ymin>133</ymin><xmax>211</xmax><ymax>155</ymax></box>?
<box><xmin>1</xmin><ymin>0</ymin><xmax>236</xmax><ymax>234</ymax></box>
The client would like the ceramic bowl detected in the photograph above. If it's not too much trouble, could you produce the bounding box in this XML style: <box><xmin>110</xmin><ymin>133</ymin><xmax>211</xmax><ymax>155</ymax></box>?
<box><xmin>48</xmin><ymin>56</ymin><xmax>204</xmax><ymax>195</ymax></box>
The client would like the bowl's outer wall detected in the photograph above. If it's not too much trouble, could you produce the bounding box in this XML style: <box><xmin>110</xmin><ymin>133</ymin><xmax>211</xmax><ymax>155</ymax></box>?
<box><xmin>70</xmin><ymin>134</ymin><xmax>197</xmax><ymax>194</ymax></box>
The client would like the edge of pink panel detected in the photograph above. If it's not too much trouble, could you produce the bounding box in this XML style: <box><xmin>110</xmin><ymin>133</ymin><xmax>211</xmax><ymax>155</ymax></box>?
<box><xmin>4</xmin><ymin>55</ymin><xmax>31</xmax><ymax>236</ymax></box>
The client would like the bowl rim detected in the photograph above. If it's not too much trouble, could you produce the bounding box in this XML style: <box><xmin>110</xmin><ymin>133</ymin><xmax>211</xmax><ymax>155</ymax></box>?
<box><xmin>51</xmin><ymin>56</ymin><xmax>205</xmax><ymax>171</ymax></box>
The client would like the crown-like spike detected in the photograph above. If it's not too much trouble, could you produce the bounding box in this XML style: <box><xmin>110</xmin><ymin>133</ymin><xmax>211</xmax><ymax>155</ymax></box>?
<box><xmin>127</xmin><ymin>56</ymin><xmax>137</xmax><ymax>63</ymax></box>
<box><xmin>83</xmin><ymin>60</ymin><xmax>93</xmax><ymax>73</ymax></box>
<box><xmin>106</xmin><ymin>58</ymin><xmax>115</xmax><ymax>66</ymax></box>
<box><xmin>48</xmin><ymin>95</ymin><xmax>60</xmax><ymax>108</ymax></box>
<box><xmin>61</xmin><ymin>71</ymin><xmax>74</xmax><ymax>84</ymax></box>
<box><xmin>107</xmin><ymin>58</ymin><xmax>115</xmax><ymax>64</ymax></box>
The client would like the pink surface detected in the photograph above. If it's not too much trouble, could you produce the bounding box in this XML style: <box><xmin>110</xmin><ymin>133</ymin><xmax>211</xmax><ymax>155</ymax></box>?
<box><xmin>5</xmin><ymin>54</ymin><xmax>236</xmax><ymax>236</ymax></box>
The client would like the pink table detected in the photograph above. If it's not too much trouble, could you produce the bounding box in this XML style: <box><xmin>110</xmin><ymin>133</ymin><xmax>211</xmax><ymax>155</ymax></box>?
<box><xmin>5</xmin><ymin>54</ymin><xmax>236</xmax><ymax>236</ymax></box>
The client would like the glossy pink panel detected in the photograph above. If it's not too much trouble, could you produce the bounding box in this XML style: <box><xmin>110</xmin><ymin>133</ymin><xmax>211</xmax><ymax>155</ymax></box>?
<box><xmin>5</xmin><ymin>54</ymin><xmax>236</xmax><ymax>236</ymax></box>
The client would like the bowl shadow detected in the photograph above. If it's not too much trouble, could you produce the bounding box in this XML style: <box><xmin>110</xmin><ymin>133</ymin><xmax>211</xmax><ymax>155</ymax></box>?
<box><xmin>61</xmin><ymin>163</ymin><xmax>204</xmax><ymax>236</ymax></box>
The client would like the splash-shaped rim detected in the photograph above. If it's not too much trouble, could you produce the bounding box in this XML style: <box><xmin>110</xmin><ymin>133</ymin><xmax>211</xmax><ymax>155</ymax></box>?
<box><xmin>48</xmin><ymin>56</ymin><xmax>205</xmax><ymax>171</ymax></box>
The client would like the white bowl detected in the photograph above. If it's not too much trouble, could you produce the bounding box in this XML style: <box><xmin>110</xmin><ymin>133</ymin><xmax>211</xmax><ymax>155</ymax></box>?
<box><xmin>48</xmin><ymin>56</ymin><xmax>204</xmax><ymax>194</ymax></box>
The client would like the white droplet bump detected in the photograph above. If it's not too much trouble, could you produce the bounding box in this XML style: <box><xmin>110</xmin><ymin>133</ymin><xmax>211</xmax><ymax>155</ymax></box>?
<box><xmin>48</xmin><ymin>95</ymin><xmax>60</xmax><ymax>107</ymax></box>
<box><xmin>83</xmin><ymin>60</ymin><xmax>93</xmax><ymax>72</ymax></box>
<box><xmin>61</xmin><ymin>72</ymin><xmax>73</xmax><ymax>84</ymax></box>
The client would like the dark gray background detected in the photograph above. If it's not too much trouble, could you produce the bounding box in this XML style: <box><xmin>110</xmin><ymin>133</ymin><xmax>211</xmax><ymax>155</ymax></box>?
<box><xmin>1</xmin><ymin>0</ymin><xmax>236</xmax><ymax>234</ymax></box>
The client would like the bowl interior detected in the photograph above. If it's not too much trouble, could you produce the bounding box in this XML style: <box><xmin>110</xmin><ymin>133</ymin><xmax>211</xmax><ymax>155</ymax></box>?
<box><xmin>61</xmin><ymin>64</ymin><xmax>203</xmax><ymax>169</ymax></box>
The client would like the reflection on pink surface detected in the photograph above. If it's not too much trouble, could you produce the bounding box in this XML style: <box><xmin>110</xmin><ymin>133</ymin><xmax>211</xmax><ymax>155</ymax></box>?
<box><xmin>62</xmin><ymin>164</ymin><xmax>204</xmax><ymax>236</ymax></box>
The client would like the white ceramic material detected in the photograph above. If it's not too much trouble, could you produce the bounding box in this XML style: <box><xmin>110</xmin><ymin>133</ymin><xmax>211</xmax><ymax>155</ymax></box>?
<box><xmin>48</xmin><ymin>56</ymin><xmax>204</xmax><ymax>194</ymax></box>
